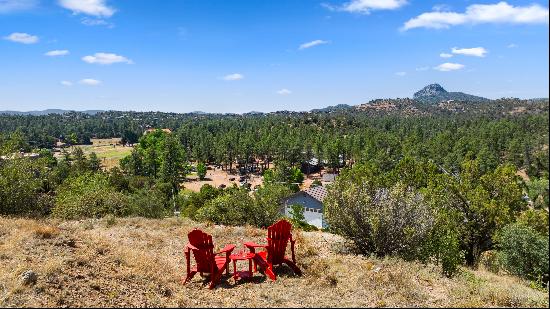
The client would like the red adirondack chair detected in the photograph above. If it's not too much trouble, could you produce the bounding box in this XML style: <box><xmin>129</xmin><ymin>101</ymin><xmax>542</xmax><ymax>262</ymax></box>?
<box><xmin>244</xmin><ymin>219</ymin><xmax>302</xmax><ymax>281</ymax></box>
<box><xmin>183</xmin><ymin>229</ymin><xmax>235</xmax><ymax>289</ymax></box>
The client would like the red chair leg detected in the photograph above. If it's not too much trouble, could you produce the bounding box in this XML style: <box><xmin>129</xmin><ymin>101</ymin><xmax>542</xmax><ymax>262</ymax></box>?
<box><xmin>183</xmin><ymin>271</ymin><xmax>197</xmax><ymax>284</ymax></box>
<box><xmin>209</xmin><ymin>271</ymin><xmax>223</xmax><ymax>289</ymax></box>
<box><xmin>265</xmin><ymin>264</ymin><xmax>277</xmax><ymax>281</ymax></box>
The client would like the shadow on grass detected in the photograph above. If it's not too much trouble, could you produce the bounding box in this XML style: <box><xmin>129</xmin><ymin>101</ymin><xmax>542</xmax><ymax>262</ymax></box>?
<box><xmin>190</xmin><ymin>265</ymin><xmax>300</xmax><ymax>290</ymax></box>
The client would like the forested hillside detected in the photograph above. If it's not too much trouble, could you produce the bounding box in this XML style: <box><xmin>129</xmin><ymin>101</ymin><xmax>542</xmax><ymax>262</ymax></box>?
<box><xmin>1</xmin><ymin>98</ymin><xmax>548</xmax><ymax>178</ymax></box>
<box><xmin>1</xmin><ymin>97</ymin><xmax>548</xmax><ymax>292</ymax></box>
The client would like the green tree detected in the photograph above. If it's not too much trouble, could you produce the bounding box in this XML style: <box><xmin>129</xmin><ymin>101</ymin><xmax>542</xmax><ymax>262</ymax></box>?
<box><xmin>159</xmin><ymin>134</ymin><xmax>187</xmax><ymax>193</ymax></box>
<box><xmin>68</xmin><ymin>132</ymin><xmax>78</xmax><ymax>145</ymax></box>
<box><xmin>0</xmin><ymin>130</ymin><xmax>30</xmax><ymax>155</ymax></box>
<box><xmin>72</xmin><ymin>147</ymin><xmax>89</xmax><ymax>173</ymax></box>
<box><xmin>252</xmin><ymin>184</ymin><xmax>291</xmax><ymax>227</ymax></box>
<box><xmin>120</xmin><ymin>148</ymin><xmax>144</xmax><ymax>176</ymax></box>
<box><xmin>289</xmin><ymin>203</ymin><xmax>305</xmax><ymax>223</ymax></box>
<box><xmin>429</xmin><ymin>160</ymin><xmax>526</xmax><ymax>267</ymax></box>
<box><xmin>197</xmin><ymin>162</ymin><xmax>207</xmax><ymax>180</ymax></box>
<box><xmin>88</xmin><ymin>152</ymin><xmax>101</xmax><ymax>172</ymax></box>
<box><xmin>526</xmin><ymin>178</ymin><xmax>549</xmax><ymax>209</ymax></box>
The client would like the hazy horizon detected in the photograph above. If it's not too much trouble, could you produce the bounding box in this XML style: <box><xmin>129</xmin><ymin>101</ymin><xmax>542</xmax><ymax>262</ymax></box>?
<box><xmin>1</xmin><ymin>0</ymin><xmax>549</xmax><ymax>114</ymax></box>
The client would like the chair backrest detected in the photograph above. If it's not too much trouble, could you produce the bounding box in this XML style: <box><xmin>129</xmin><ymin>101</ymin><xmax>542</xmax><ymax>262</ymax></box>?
<box><xmin>266</xmin><ymin>220</ymin><xmax>292</xmax><ymax>265</ymax></box>
<box><xmin>187</xmin><ymin>229</ymin><xmax>215</xmax><ymax>272</ymax></box>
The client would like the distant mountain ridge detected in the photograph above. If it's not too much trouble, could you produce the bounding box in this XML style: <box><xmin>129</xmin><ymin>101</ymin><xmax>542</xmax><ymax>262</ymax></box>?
<box><xmin>2</xmin><ymin>84</ymin><xmax>544</xmax><ymax>116</ymax></box>
<box><xmin>310</xmin><ymin>104</ymin><xmax>353</xmax><ymax>113</ymax></box>
<box><xmin>413</xmin><ymin>83</ymin><xmax>489</xmax><ymax>104</ymax></box>
<box><xmin>0</xmin><ymin>109</ymin><xmax>104</xmax><ymax>116</ymax></box>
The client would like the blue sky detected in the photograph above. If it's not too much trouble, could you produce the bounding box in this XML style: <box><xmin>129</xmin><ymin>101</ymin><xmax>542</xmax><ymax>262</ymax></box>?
<box><xmin>1</xmin><ymin>0</ymin><xmax>548</xmax><ymax>113</ymax></box>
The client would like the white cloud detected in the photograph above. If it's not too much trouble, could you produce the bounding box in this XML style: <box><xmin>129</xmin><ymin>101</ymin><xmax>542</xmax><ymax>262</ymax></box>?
<box><xmin>434</xmin><ymin>62</ymin><xmax>465</xmax><ymax>71</ymax></box>
<box><xmin>82</xmin><ymin>52</ymin><xmax>133</xmax><ymax>65</ymax></box>
<box><xmin>507</xmin><ymin>43</ymin><xmax>518</xmax><ymax>48</ymax></box>
<box><xmin>440</xmin><ymin>53</ymin><xmax>453</xmax><ymax>58</ymax></box>
<box><xmin>58</xmin><ymin>0</ymin><xmax>115</xmax><ymax>18</ymax></box>
<box><xmin>415</xmin><ymin>66</ymin><xmax>430</xmax><ymax>71</ymax></box>
<box><xmin>0</xmin><ymin>0</ymin><xmax>37</xmax><ymax>13</ymax></box>
<box><xmin>60</xmin><ymin>81</ymin><xmax>73</xmax><ymax>86</ymax></box>
<box><xmin>452</xmin><ymin>47</ymin><xmax>488</xmax><ymax>57</ymax></box>
<box><xmin>402</xmin><ymin>2</ymin><xmax>549</xmax><ymax>30</ymax></box>
<box><xmin>223</xmin><ymin>73</ymin><xmax>244</xmax><ymax>81</ymax></box>
<box><xmin>299</xmin><ymin>40</ymin><xmax>329</xmax><ymax>50</ymax></box>
<box><xmin>81</xmin><ymin>17</ymin><xmax>114</xmax><ymax>27</ymax></box>
<box><xmin>79</xmin><ymin>78</ymin><xmax>101</xmax><ymax>86</ymax></box>
<box><xmin>395</xmin><ymin>71</ymin><xmax>407</xmax><ymax>76</ymax></box>
<box><xmin>3</xmin><ymin>32</ymin><xmax>38</xmax><ymax>44</ymax></box>
<box><xmin>432</xmin><ymin>4</ymin><xmax>452</xmax><ymax>12</ymax></box>
<box><xmin>277</xmin><ymin>89</ymin><xmax>292</xmax><ymax>95</ymax></box>
<box><xmin>45</xmin><ymin>50</ymin><xmax>70</xmax><ymax>57</ymax></box>
<box><xmin>324</xmin><ymin>0</ymin><xmax>407</xmax><ymax>14</ymax></box>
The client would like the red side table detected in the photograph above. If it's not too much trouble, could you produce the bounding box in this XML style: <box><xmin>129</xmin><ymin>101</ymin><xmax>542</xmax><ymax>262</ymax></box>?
<box><xmin>229</xmin><ymin>251</ymin><xmax>255</xmax><ymax>281</ymax></box>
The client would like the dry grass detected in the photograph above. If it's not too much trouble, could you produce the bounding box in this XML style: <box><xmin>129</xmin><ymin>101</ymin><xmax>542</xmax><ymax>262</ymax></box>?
<box><xmin>0</xmin><ymin>216</ymin><xmax>547</xmax><ymax>308</ymax></box>
<box><xmin>54</xmin><ymin>145</ymin><xmax>132</xmax><ymax>170</ymax></box>
<box><xmin>30</xmin><ymin>223</ymin><xmax>60</xmax><ymax>239</ymax></box>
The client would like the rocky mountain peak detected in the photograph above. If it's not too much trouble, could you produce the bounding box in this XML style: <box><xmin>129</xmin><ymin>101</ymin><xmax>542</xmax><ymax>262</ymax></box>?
<box><xmin>413</xmin><ymin>84</ymin><xmax>448</xmax><ymax>98</ymax></box>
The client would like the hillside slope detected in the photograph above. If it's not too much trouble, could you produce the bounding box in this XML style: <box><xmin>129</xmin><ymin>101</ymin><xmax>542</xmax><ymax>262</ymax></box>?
<box><xmin>0</xmin><ymin>217</ymin><xmax>547</xmax><ymax>308</ymax></box>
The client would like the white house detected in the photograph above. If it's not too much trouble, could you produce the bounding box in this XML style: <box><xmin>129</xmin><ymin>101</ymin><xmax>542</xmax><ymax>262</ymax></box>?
<box><xmin>283</xmin><ymin>186</ymin><xmax>327</xmax><ymax>229</ymax></box>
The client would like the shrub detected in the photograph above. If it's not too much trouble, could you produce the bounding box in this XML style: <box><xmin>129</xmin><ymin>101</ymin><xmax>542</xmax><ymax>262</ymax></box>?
<box><xmin>195</xmin><ymin>188</ymin><xmax>255</xmax><ymax>225</ymax></box>
<box><xmin>325</xmin><ymin>177</ymin><xmax>435</xmax><ymax>260</ymax></box>
<box><xmin>0</xmin><ymin>158</ymin><xmax>49</xmax><ymax>216</ymax></box>
<box><xmin>128</xmin><ymin>189</ymin><xmax>167</xmax><ymax>218</ymax></box>
<box><xmin>180</xmin><ymin>184</ymin><xmax>223</xmax><ymax>219</ymax></box>
<box><xmin>517</xmin><ymin>209</ymin><xmax>549</xmax><ymax>237</ymax></box>
<box><xmin>52</xmin><ymin>173</ymin><xmax>131</xmax><ymax>219</ymax></box>
<box><xmin>497</xmin><ymin>223</ymin><xmax>549</xmax><ymax>283</ymax></box>
<box><xmin>108</xmin><ymin>167</ymin><xmax>130</xmax><ymax>192</ymax></box>
<box><xmin>194</xmin><ymin>184</ymin><xmax>293</xmax><ymax>228</ymax></box>
<box><xmin>431</xmin><ymin>226</ymin><xmax>464</xmax><ymax>277</ymax></box>
<box><xmin>480</xmin><ymin>250</ymin><xmax>501</xmax><ymax>274</ymax></box>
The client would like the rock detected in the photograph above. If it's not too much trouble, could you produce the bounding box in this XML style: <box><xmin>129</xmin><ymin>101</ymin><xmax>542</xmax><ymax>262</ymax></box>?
<box><xmin>21</xmin><ymin>270</ymin><xmax>37</xmax><ymax>285</ymax></box>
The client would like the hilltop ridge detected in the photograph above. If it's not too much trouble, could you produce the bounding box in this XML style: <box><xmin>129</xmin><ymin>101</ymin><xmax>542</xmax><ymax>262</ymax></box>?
<box><xmin>413</xmin><ymin>83</ymin><xmax>490</xmax><ymax>104</ymax></box>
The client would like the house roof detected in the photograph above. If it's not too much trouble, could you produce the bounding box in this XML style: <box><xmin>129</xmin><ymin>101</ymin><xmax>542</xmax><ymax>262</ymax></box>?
<box><xmin>304</xmin><ymin>186</ymin><xmax>328</xmax><ymax>203</ymax></box>
<box><xmin>144</xmin><ymin>128</ymin><xmax>172</xmax><ymax>135</ymax></box>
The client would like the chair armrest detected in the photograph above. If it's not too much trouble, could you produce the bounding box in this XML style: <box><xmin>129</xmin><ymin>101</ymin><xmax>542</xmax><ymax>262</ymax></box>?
<box><xmin>244</xmin><ymin>242</ymin><xmax>267</xmax><ymax>248</ymax></box>
<box><xmin>215</xmin><ymin>244</ymin><xmax>236</xmax><ymax>255</ymax></box>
